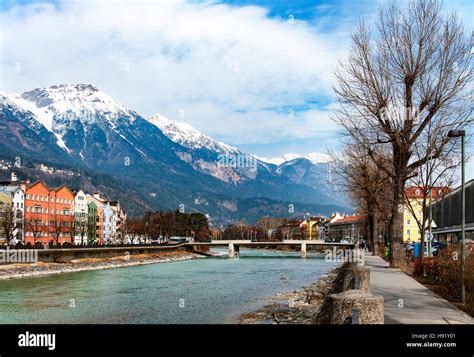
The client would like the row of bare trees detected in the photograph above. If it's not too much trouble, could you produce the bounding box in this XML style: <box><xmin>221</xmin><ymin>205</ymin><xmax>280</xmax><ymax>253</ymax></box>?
<box><xmin>218</xmin><ymin>217</ymin><xmax>288</xmax><ymax>241</ymax></box>
<box><xmin>332</xmin><ymin>0</ymin><xmax>472</xmax><ymax>268</ymax></box>
<box><xmin>125</xmin><ymin>210</ymin><xmax>210</xmax><ymax>242</ymax></box>
<box><xmin>22</xmin><ymin>213</ymin><xmax>78</xmax><ymax>245</ymax></box>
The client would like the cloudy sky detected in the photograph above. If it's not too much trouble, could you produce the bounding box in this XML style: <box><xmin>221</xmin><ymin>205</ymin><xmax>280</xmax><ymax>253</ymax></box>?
<box><xmin>1</xmin><ymin>0</ymin><xmax>473</xmax><ymax>179</ymax></box>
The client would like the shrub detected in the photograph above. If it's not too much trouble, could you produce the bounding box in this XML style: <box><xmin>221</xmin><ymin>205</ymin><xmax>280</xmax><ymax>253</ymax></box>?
<box><xmin>424</xmin><ymin>243</ymin><xmax>473</xmax><ymax>315</ymax></box>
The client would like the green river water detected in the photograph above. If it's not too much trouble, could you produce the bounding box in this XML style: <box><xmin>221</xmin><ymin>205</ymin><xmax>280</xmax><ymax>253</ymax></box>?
<box><xmin>0</xmin><ymin>248</ymin><xmax>337</xmax><ymax>324</ymax></box>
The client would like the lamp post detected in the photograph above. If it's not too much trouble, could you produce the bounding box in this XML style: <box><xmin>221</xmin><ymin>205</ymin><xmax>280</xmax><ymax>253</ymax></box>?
<box><xmin>447</xmin><ymin>129</ymin><xmax>466</xmax><ymax>305</ymax></box>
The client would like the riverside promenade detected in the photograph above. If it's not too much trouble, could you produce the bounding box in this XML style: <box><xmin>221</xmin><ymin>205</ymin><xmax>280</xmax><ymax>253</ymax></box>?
<box><xmin>365</xmin><ymin>255</ymin><xmax>473</xmax><ymax>324</ymax></box>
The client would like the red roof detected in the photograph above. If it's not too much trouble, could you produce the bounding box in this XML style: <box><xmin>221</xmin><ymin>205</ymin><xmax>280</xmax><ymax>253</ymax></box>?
<box><xmin>405</xmin><ymin>186</ymin><xmax>451</xmax><ymax>199</ymax></box>
<box><xmin>283</xmin><ymin>220</ymin><xmax>304</xmax><ymax>227</ymax></box>
<box><xmin>331</xmin><ymin>215</ymin><xmax>364</xmax><ymax>225</ymax></box>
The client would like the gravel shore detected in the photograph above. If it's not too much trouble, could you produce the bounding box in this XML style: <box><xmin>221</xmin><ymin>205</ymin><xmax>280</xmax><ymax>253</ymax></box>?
<box><xmin>0</xmin><ymin>251</ymin><xmax>203</xmax><ymax>280</ymax></box>
<box><xmin>240</xmin><ymin>265</ymin><xmax>341</xmax><ymax>324</ymax></box>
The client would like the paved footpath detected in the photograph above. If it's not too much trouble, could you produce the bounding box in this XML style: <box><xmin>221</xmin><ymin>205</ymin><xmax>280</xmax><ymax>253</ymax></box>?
<box><xmin>364</xmin><ymin>255</ymin><xmax>473</xmax><ymax>324</ymax></box>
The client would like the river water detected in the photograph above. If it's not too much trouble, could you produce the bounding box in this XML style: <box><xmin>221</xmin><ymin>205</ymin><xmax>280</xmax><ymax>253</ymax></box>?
<box><xmin>0</xmin><ymin>248</ymin><xmax>337</xmax><ymax>324</ymax></box>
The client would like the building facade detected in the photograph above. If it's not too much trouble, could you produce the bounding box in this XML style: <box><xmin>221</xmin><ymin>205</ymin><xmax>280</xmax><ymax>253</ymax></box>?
<box><xmin>86</xmin><ymin>194</ymin><xmax>104</xmax><ymax>244</ymax></box>
<box><xmin>0</xmin><ymin>192</ymin><xmax>12</xmax><ymax>244</ymax></box>
<box><xmin>23</xmin><ymin>181</ymin><xmax>75</xmax><ymax>245</ymax></box>
<box><xmin>403</xmin><ymin>186</ymin><xmax>451</xmax><ymax>242</ymax></box>
<box><xmin>0</xmin><ymin>185</ymin><xmax>25</xmax><ymax>243</ymax></box>
<box><xmin>328</xmin><ymin>215</ymin><xmax>364</xmax><ymax>242</ymax></box>
<box><xmin>73</xmin><ymin>189</ymin><xmax>88</xmax><ymax>244</ymax></box>
<box><xmin>429</xmin><ymin>179</ymin><xmax>473</xmax><ymax>244</ymax></box>
<box><xmin>87</xmin><ymin>201</ymin><xmax>97</xmax><ymax>243</ymax></box>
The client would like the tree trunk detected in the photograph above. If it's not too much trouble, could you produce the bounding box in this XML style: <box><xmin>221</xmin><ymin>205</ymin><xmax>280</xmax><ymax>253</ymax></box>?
<box><xmin>389</xmin><ymin>173</ymin><xmax>406</xmax><ymax>268</ymax></box>
<box><xmin>366</xmin><ymin>215</ymin><xmax>373</xmax><ymax>253</ymax></box>
<box><xmin>371</xmin><ymin>214</ymin><xmax>379</xmax><ymax>256</ymax></box>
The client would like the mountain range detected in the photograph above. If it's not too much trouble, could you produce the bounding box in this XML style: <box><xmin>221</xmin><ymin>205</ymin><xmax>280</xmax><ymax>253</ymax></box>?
<box><xmin>0</xmin><ymin>84</ymin><xmax>350</xmax><ymax>223</ymax></box>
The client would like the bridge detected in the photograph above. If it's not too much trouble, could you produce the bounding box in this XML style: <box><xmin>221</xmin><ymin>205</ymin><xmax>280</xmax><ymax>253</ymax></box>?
<box><xmin>185</xmin><ymin>240</ymin><xmax>355</xmax><ymax>258</ymax></box>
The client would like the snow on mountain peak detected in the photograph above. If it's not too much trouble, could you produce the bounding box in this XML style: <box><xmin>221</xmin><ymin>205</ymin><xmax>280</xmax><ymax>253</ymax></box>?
<box><xmin>7</xmin><ymin>84</ymin><xmax>131</xmax><ymax>131</ymax></box>
<box><xmin>148</xmin><ymin>113</ymin><xmax>237</xmax><ymax>153</ymax></box>
<box><xmin>258</xmin><ymin>152</ymin><xmax>332</xmax><ymax>166</ymax></box>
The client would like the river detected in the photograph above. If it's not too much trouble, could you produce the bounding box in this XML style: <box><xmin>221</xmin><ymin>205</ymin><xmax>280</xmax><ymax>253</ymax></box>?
<box><xmin>0</xmin><ymin>248</ymin><xmax>337</xmax><ymax>324</ymax></box>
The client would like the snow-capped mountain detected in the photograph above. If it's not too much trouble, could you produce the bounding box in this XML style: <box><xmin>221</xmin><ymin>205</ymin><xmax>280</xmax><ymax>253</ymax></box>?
<box><xmin>6</xmin><ymin>84</ymin><xmax>145</xmax><ymax>157</ymax></box>
<box><xmin>149</xmin><ymin>114</ymin><xmax>236</xmax><ymax>154</ymax></box>
<box><xmin>0</xmin><ymin>84</ymin><xmax>350</xmax><ymax>220</ymax></box>
<box><xmin>148</xmin><ymin>113</ymin><xmax>263</xmax><ymax>184</ymax></box>
<box><xmin>148</xmin><ymin>113</ymin><xmax>346</xmax><ymax>205</ymax></box>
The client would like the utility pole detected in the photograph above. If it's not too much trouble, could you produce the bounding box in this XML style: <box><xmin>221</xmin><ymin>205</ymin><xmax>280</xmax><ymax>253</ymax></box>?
<box><xmin>448</xmin><ymin>130</ymin><xmax>466</xmax><ymax>305</ymax></box>
<box><xmin>429</xmin><ymin>151</ymin><xmax>433</xmax><ymax>258</ymax></box>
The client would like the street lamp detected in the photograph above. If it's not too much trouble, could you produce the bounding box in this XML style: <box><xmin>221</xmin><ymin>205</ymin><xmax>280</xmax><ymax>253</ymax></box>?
<box><xmin>447</xmin><ymin>129</ymin><xmax>466</xmax><ymax>305</ymax></box>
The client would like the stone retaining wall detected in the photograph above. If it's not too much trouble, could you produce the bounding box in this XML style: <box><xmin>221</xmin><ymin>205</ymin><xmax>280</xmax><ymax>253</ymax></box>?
<box><xmin>317</xmin><ymin>262</ymin><xmax>384</xmax><ymax>324</ymax></box>
<box><xmin>35</xmin><ymin>245</ymin><xmax>191</xmax><ymax>263</ymax></box>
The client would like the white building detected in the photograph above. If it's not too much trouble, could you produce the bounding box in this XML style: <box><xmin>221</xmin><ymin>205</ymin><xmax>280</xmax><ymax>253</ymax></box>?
<box><xmin>102</xmin><ymin>203</ymin><xmax>113</xmax><ymax>244</ymax></box>
<box><xmin>0</xmin><ymin>185</ymin><xmax>25</xmax><ymax>244</ymax></box>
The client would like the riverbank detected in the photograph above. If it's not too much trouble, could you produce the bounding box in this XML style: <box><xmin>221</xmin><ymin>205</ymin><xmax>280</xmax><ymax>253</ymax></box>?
<box><xmin>0</xmin><ymin>250</ymin><xmax>204</xmax><ymax>280</ymax></box>
<box><xmin>240</xmin><ymin>264</ymin><xmax>342</xmax><ymax>324</ymax></box>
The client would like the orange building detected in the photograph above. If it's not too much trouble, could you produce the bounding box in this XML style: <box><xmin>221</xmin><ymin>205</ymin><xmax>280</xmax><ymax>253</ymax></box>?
<box><xmin>23</xmin><ymin>181</ymin><xmax>75</xmax><ymax>245</ymax></box>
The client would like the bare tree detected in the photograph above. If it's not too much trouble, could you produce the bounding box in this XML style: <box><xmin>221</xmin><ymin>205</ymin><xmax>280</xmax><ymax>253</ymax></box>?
<box><xmin>331</xmin><ymin>143</ymin><xmax>392</xmax><ymax>255</ymax></box>
<box><xmin>405</xmin><ymin>127</ymin><xmax>459</xmax><ymax>273</ymax></box>
<box><xmin>155</xmin><ymin>211</ymin><xmax>176</xmax><ymax>240</ymax></box>
<box><xmin>257</xmin><ymin>217</ymin><xmax>287</xmax><ymax>241</ymax></box>
<box><xmin>0</xmin><ymin>203</ymin><xmax>15</xmax><ymax>245</ymax></box>
<box><xmin>333</xmin><ymin>0</ymin><xmax>472</xmax><ymax>267</ymax></box>
<box><xmin>236</xmin><ymin>220</ymin><xmax>248</xmax><ymax>240</ymax></box>
<box><xmin>25</xmin><ymin>214</ymin><xmax>45</xmax><ymax>244</ymax></box>
<box><xmin>50</xmin><ymin>214</ymin><xmax>72</xmax><ymax>245</ymax></box>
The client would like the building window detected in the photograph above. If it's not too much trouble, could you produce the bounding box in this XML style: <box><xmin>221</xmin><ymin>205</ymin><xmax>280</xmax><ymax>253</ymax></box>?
<box><xmin>407</xmin><ymin>220</ymin><xmax>411</xmax><ymax>225</ymax></box>
<box><xmin>407</xmin><ymin>229</ymin><xmax>411</xmax><ymax>235</ymax></box>
<box><xmin>415</xmin><ymin>189</ymin><xmax>420</xmax><ymax>196</ymax></box>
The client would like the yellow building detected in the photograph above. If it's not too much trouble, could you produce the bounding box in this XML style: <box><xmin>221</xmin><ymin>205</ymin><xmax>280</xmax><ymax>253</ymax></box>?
<box><xmin>403</xmin><ymin>187</ymin><xmax>450</xmax><ymax>242</ymax></box>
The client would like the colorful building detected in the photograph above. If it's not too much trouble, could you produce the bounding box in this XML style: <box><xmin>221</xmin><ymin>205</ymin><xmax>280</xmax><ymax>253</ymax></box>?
<box><xmin>403</xmin><ymin>186</ymin><xmax>451</xmax><ymax>242</ymax></box>
<box><xmin>302</xmin><ymin>216</ymin><xmax>328</xmax><ymax>240</ymax></box>
<box><xmin>86</xmin><ymin>194</ymin><xmax>105</xmax><ymax>244</ymax></box>
<box><xmin>22</xmin><ymin>181</ymin><xmax>75</xmax><ymax>245</ymax></box>
<box><xmin>0</xmin><ymin>192</ymin><xmax>12</xmax><ymax>244</ymax></box>
<box><xmin>87</xmin><ymin>201</ymin><xmax>97</xmax><ymax>243</ymax></box>
<box><xmin>73</xmin><ymin>189</ymin><xmax>88</xmax><ymax>244</ymax></box>
<box><xmin>110</xmin><ymin>200</ymin><xmax>126</xmax><ymax>242</ymax></box>
<box><xmin>0</xmin><ymin>185</ymin><xmax>25</xmax><ymax>243</ymax></box>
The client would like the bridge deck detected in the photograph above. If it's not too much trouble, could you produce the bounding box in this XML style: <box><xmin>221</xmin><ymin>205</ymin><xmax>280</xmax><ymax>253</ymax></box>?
<box><xmin>186</xmin><ymin>240</ymin><xmax>354</xmax><ymax>247</ymax></box>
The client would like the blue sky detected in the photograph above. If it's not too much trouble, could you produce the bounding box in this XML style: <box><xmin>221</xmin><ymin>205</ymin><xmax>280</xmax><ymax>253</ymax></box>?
<box><xmin>0</xmin><ymin>0</ymin><xmax>473</xmax><ymax>180</ymax></box>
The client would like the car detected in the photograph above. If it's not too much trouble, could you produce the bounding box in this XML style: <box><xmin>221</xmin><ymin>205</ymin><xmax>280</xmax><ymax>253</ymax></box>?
<box><xmin>204</xmin><ymin>237</ymin><xmax>212</xmax><ymax>243</ymax></box>
<box><xmin>432</xmin><ymin>242</ymin><xmax>447</xmax><ymax>256</ymax></box>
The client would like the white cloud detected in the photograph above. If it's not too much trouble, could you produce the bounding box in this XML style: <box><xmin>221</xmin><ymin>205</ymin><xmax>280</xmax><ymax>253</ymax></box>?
<box><xmin>0</xmin><ymin>0</ymin><xmax>349</xmax><ymax>145</ymax></box>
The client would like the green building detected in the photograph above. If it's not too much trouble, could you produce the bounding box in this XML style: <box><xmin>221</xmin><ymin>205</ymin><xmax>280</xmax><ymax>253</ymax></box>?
<box><xmin>87</xmin><ymin>201</ymin><xmax>97</xmax><ymax>243</ymax></box>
